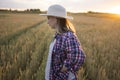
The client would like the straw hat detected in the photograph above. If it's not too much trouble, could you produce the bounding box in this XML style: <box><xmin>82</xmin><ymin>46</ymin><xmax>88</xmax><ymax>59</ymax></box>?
<box><xmin>40</xmin><ymin>4</ymin><xmax>73</xmax><ymax>19</ymax></box>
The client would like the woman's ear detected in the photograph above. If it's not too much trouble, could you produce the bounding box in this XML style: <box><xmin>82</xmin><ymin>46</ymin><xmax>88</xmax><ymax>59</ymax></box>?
<box><xmin>56</xmin><ymin>18</ymin><xmax>60</xmax><ymax>25</ymax></box>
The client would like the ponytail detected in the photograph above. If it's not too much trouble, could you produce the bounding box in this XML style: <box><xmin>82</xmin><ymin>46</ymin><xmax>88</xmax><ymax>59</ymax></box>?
<box><xmin>56</xmin><ymin>17</ymin><xmax>76</xmax><ymax>34</ymax></box>
<box><xmin>66</xmin><ymin>19</ymin><xmax>76</xmax><ymax>33</ymax></box>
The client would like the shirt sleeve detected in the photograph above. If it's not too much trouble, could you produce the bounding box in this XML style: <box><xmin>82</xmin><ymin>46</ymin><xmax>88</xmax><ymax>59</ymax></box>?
<box><xmin>63</xmin><ymin>35</ymin><xmax>85</xmax><ymax>72</ymax></box>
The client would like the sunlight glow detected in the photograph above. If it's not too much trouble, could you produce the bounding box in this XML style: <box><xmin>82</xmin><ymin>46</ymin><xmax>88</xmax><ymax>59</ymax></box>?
<box><xmin>108</xmin><ymin>6</ymin><xmax>120</xmax><ymax>15</ymax></box>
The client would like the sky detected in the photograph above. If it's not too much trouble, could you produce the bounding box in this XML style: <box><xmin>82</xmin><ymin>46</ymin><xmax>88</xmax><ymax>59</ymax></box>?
<box><xmin>0</xmin><ymin>0</ymin><xmax>120</xmax><ymax>14</ymax></box>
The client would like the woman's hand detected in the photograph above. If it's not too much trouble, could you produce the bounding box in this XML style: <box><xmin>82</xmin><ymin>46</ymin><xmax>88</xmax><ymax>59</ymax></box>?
<box><xmin>61</xmin><ymin>65</ymin><xmax>67</xmax><ymax>72</ymax></box>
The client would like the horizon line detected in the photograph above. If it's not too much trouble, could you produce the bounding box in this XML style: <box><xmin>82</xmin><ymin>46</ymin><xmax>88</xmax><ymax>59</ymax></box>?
<box><xmin>0</xmin><ymin>8</ymin><xmax>120</xmax><ymax>15</ymax></box>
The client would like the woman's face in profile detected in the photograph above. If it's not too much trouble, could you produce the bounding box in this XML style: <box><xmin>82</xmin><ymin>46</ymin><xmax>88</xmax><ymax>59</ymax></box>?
<box><xmin>47</xmin><ymin>16</ymin><xmax>57</xmax><ymax>29</ymax></box>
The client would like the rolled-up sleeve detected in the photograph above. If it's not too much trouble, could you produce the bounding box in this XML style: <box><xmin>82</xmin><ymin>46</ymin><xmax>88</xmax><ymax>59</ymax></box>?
<box><xmin>63</xmin><ymin>36</ymin><xmax>85</xmax><ymax>72</ymax></box>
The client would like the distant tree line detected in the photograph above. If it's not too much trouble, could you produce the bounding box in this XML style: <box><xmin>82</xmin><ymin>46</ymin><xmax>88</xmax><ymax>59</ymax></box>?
<box><xmin>0</xmin><ymin>8</ymin><xmax>42</xmax><ymax>14</ymax></box>
<box><xmin>0</xmin><ymin>9</ymin><xmax>102</xmax><ymax>14</ymax></box>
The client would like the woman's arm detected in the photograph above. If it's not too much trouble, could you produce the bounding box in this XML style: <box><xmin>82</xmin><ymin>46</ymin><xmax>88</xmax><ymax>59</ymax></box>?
<box><xmin>61</xmin><ymin>35</ymin><xmax>85</xmax><ymax>72</ymax></box>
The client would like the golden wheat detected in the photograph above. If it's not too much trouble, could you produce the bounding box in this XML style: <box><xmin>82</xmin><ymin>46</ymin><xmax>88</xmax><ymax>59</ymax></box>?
<box><xmin>0</xmin><ymin>13</ymin><xmax>120</xmax><ymax>80</ymax></box>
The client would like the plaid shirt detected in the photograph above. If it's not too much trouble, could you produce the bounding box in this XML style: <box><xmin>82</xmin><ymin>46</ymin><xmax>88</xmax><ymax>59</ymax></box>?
<box><xmin>49</xmin><ymin>31</ymin><xmax>85</xmax><ymax>80</ymax></box>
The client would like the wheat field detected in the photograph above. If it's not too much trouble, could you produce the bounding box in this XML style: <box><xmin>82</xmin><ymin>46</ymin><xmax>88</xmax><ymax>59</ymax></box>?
<box><xmin>0</xmin><ymin>13</ymin><xmax>120</xmax><ymax>80</ymax></box>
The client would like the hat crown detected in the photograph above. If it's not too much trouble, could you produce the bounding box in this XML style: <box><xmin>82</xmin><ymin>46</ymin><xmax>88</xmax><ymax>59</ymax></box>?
<box><xmin>40</xmin><ymin>4</ymin><xmax>73</xmax><ymax>19</ymax></box>
<box><xmin>47</xmin><ymin>4</ymin><xmax>67</xmax><ymax>17</ymax></box>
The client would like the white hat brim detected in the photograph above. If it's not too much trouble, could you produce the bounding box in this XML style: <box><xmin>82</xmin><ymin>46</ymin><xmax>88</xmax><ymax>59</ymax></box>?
<box><xmin>40</xmin><ymin>14</ymin><xmax>73</xmax><ymax>20</ymax></box>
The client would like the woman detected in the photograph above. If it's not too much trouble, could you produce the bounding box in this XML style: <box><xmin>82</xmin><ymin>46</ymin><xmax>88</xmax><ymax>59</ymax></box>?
<box><xmin>40</xmin><ymin>4</ymin><xmax>85</xmax><ymax>80</ymax></box>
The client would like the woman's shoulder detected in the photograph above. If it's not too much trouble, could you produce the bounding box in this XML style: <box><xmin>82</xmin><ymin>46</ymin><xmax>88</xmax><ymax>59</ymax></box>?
<box><xmin>62</xmin><ymin>31</ymin><xmax>76</xmax><ymax>38</ymax></box>
<box><xmin>56</xmin><ymin>31</ymin><xmax>76</xmax><ymax>41</ymax></box>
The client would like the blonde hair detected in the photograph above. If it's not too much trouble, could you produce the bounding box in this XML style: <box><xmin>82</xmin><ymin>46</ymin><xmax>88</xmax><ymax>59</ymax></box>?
<box><xmin>56</xmin><ymin>18</ymin><xmax>76</xmax><ymax>34</ymax></box>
